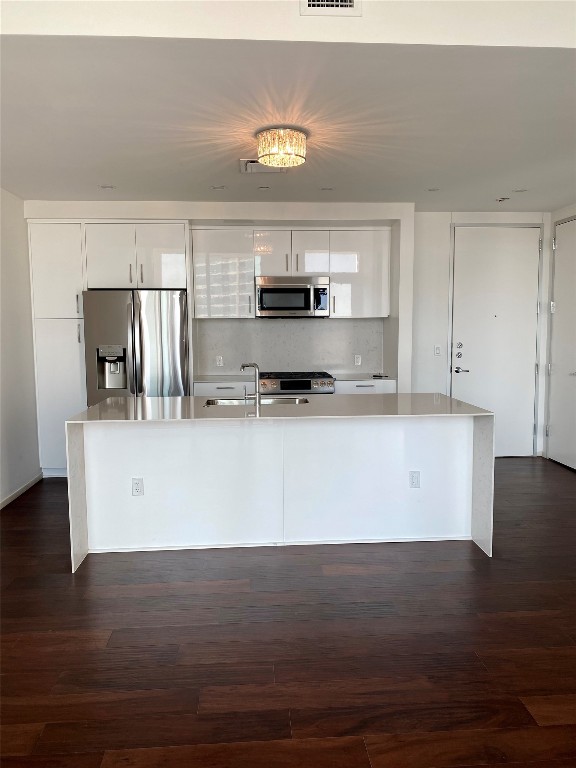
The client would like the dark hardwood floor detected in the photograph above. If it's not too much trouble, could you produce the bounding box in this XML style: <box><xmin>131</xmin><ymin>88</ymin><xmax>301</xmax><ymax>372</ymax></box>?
<box><xmin>1</xmin><ymin>457</ymin><xmax>575</xmax><ymax>767</ymax></box>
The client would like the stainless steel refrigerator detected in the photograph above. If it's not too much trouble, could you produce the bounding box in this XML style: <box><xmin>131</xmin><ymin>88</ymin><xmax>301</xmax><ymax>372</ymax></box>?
<box><xmin>83</xmin><ymin>290</ymin><xmax>189</xmax><ymax>406</ymax></box>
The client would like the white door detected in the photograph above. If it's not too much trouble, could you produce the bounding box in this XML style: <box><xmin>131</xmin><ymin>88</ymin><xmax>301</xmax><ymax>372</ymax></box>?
<box><xmin>136</xmin><ymin>223</ymin><xmax>186</xmax><ymax>288</ymax></box>
<box><xmin>451</xmin><ymin>226</ymin><xmax>540</xmax><ymax>456</ymax></box>
<box><xmin>547</xmin><ymin>218</ymin><xmax>576</xmax><ymax>469</ymax></box>
<box><xmin>192</xmin><ymin>229</ymin><xmax>254</xmax><ymax>317</ymax></box>
<box><xmin>29</xmin><ymin>223</ymin><xmax>84</xmax><ymax>318</ymax></box>
<box><xmin>34</xmin><ymin>319</ymin><xmax>87</xmax><ymax>471</ymax></box>
<box><xmin>292</xmin><ymin>231</ymin><xmax>330</xmax><ymax>275</ymax></box>
<box><xmin>253</xmin><ymin>230</ymin><xmax>291</xmax><ymax>276</ymax></box>
<box><xmin>86</xmin><ymin>223</ymin><xmax>136</xmax><ymax>288</ymax></box>
<box><xmin>329</xmin><ymin>230</ymin><xmax>390</xmax><ymax>317</ymax></box>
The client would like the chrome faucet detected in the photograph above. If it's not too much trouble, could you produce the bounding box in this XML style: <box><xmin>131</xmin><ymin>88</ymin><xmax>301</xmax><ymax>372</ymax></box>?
<box><xmin>240</xmin><ymin>362</ymin><xmax>260</xmax><ymax>417</ymax></box>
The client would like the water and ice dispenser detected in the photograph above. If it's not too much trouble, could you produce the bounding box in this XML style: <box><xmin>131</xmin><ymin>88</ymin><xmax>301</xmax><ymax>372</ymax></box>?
<box><xmin>96</xmin><ymin>345</ymin><xmax>127</xmax><ymax>391</ymax></box>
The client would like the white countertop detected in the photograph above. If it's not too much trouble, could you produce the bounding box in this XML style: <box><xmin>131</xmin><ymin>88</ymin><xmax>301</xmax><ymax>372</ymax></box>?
<box><xmin>68</xmin><ymin>394</ymin><xmax>492</xmax><ymax>423</ymax></box>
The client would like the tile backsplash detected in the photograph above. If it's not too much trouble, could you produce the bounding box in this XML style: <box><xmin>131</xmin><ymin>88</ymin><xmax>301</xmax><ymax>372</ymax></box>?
<box><xmin>193</xmin><ymin>319</ymin><xmax>386</xmax><ymax>376</ymax></box>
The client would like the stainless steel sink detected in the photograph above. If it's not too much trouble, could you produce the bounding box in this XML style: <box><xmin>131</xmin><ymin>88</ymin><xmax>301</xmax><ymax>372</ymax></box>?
<box><xmin>204</xmin><ymin>397</ymin><xmax>309</xmax><ymax>407</ymax></box>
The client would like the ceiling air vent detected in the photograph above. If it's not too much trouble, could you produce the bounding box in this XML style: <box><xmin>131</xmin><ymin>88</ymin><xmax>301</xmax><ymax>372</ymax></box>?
<box><xmin>239</xmin><ymin>159</ymin><xmax>287</xmax><ymax>174</ymax></box>
<box><xmin>300</xmin><ymin>0</ymin><xmax>361</xmax><ymax>16</ymax></box>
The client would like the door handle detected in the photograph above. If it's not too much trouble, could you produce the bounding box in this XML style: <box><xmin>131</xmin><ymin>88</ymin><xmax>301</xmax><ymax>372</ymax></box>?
<box><xmin>216</xmin><ymin>386</ymin><xmax>235</xmax><ymax>390</ymax></box>
<box><xmin>332</xmin><ymin>296</ymin><xmax>336</xmax><ymax>314</ymax></box>
<box><xmin>140</xmin><ymin>264</ymin><xmax>144</xmax><ymax>284</ymax></box>
<box><xmin>248</xmin><ymin>294</ymin><xmax>252</xmax><ymax>314</ymax></box>
<box><xmin>77</xmin><ymin>324</ymin><xmax>81</xmax><ymax>343</ymax></box>
<box><xmin>76</xmin><ymin>294</ymin><xmax>80</xmax><ymax>315</ymax></box>
<box><xmin>356</xmin><ymin>384</ymin><xmax>375</xmax><ymax>388</ymax></box>
<box><xmin>296</xmin><ymin>253</ymin><xmax>299</xmax><ymax>272</ymax></box>
<box><xmin>453</xmin><ymin>366</ymin><xmax>470</xmax><ymax>373</ymax></box>
<box><xmin>129</xmin><ymin>263</ymin><xmax>133</xmax><ymax>284</ymax></box>
<box><xmin>127</xmin><ymin>299</ymin><xmax>135</xmax><ymax>394</ymax></box>
<box><xmin>285</xmin><ymin>254</ymin><xmax>289</xmax><ymax>272</ymax></box>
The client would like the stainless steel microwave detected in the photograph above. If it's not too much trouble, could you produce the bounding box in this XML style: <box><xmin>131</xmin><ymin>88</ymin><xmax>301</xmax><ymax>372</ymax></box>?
<box><xmin>255</xmin><ymin>276</ymin><xmax>330</xmax><ymax>318</ymax></box>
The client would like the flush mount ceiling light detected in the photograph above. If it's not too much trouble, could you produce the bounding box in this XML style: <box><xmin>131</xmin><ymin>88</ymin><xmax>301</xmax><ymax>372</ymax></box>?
<box><xmin>256</xmin><ymin>127</ymin><xmax>307</xmax><ymax>168</ymax></box>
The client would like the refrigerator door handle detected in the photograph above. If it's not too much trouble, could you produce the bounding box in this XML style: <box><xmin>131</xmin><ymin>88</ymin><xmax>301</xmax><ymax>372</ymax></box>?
<box><xmin>133</xmin><ymin>291</ymin><xmax>143</xmax><ymax>395</ymax></box>
<box><xmin>126</xmin><ymin>297</ymin><xmax>136</xmax><ymax>394</ymax></box>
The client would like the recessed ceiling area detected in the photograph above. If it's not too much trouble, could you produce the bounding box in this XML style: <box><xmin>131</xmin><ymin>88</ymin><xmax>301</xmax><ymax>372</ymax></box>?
<box><xmin>1</xmin><ymin>35</ymin><xmax>575</xmax><ymax>210</ymax></box>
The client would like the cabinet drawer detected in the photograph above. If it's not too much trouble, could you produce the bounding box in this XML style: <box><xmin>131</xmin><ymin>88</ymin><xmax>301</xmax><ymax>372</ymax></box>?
<box><xmin>193</xmin><ymin>381</ymin><xmax>256</xmax><ymax>397</ymax></box>
<box><xmin>334</xmin><ymin>380</ymin><xmax>396</xmax><ymax>394</ymax></box>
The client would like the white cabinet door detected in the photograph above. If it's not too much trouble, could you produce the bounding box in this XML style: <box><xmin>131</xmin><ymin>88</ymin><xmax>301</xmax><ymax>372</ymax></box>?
<box><xmin>34</xmin><ymin>319</ymin><xmax>87</xmax><ymax>471</ymax></box>
<box><xmin>292</xmin><ymin>231</ymin><xmax>330</xmax><ymax>275</ymax></box>
<box><xmin>334</xmin><ymin>379</ymin><xmax>397</xmax><ymax>394</ymax></box>
<box><xmin>254</xmin><ymin>230</ymin><xmax>292</xmax><ymax>276</ymax></box>
<box><xmin>193</xmin><ymin>381</ymin><xmax>256</xmax><ymax>397</ymax></box>
<box><xmin>29</xmin><ymin>223</ymin><xmax>84</xmax><ymax>318</ymax></box>
<box><xmin>86</xmin><ymin>223</ymin><xmax>136</xmax><ymax>288</ymax></box>
<box><xmin>329</xmin><ymin>230</ymin><xmax>390</xmax><ymax>317</ymax></box>
<box><xmin>136</xmin><ymin>223</ymin><xmax>186</xmax><ymax>288</ymax></box>
<box><xmin>193</xmin><ymin>230</ymin><xmax>255</xmax><ymax>318</ymax></box>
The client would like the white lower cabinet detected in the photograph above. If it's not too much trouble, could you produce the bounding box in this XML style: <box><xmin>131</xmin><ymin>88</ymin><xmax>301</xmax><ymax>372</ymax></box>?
<box><xmin>334</xmin><ymin>379</ymin><xmax>397</xmax><ymax>394</ymax></box>
<box><xmin>35</xmin><ymin>319</ymin><xmax>87</xmax><ymax>472</ymax></box>
<box><xmin>193</xmin><ymin>381</ymin><xmax>256</xmax><ymax>397</ymax></box>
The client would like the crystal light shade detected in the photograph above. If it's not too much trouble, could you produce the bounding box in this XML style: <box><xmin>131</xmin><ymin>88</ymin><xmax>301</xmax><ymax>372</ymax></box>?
<box><xmin>256</xmin><ymin>128</ymin><xmax>307</xmax><ymax>168</ymax></box>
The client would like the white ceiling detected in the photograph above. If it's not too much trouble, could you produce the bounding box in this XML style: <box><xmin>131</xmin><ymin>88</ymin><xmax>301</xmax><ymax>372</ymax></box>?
<box><xmin>1</xmin><ymin>35</ymin><xmax>575</xmax><ymax>210</ymax></box>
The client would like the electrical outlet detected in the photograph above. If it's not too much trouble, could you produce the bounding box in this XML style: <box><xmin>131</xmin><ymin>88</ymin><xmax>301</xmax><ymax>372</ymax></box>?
<box><xmin>408</xmin><ymin>471</ymin><xmax>420</xmax><ymax>489</ymax></box>
<box><xmin>132</xmin><ymin>477</ymin><xmax>144</xmax><ymax>496</ymax></box>
<box><xmin>216</xmin><ymin>355</ymin><xmax>224</xmax><ymax>367</ymax></box>
<box><xmin>434</xmin><ymin>345</ymin><xmax>441</xmax><ymax>357</ymax></box>
<box><xmin>354</xmin><ymin>354</ymin><xmax>362</xmax><ymax>366</ymax></box>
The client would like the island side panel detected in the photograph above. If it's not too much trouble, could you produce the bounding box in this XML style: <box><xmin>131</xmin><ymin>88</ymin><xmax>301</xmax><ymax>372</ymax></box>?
<box><xmin>66</xmin><ymin>422</ymin><xmax>89</xmax><ymax>572</ymax></box>
<box><xmin>82</xmin><ymin>420</ymin><xmax>284</xmax><ymax>552</ymax></box>
<box><xmin>283</xmin><ymin>415</ymin><xmax>474</xmax><ymax>544</ymax></box>
<box><xmin>471</xmin><ymin>414</ymin><xmax>495</xmax><ymax>556</ymax></box>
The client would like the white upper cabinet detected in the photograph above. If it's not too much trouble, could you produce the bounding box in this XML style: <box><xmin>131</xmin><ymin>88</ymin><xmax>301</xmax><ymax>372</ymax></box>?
<box><xmin>193</xmin><ymin>229</ymin><xmax>255</xmax><ymax>318</ymax></box>
<box><xmin>254</xmin><ymin>230</ymin><xmax>292</xmax><ymax>276</ymax></box>
<box><xmin>254</xmin><ymin>230</ymin><xmax>330</xmax><ymax>276</ymax></box>
<box><xmin>86</xmin><ymin>223</ymin><xmax>136</xmax><ymax>288</ymax></box>
<box><xmin>86</xmin><ymin>223</ymin><xmax>186</xmax><ymax>289</ymax></box>
<box><xmin>329</xmin><ymin>230</ymin><xmax>391</xmax><ymax>318</ymax></box>
<box><xmin>29</xmin><ymin>223</ymin><xmax>84</xmax><ymax>318</ymax></box>
<box><xmin>292</xmin><ymin>231</ymin><xmax>330</xmax><ymax>275</ymax></box>
<box><xmin>135</xmin><ymin>223</ymin><xmax>187</xmax><ymax>288</ymax></box>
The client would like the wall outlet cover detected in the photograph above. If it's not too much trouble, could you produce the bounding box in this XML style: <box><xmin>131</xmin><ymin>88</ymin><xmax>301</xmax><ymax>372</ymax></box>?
<box><xmin>132</xmin><ymin>477</ymin><xmax>144</xmax><ymax>496</ymax></box>
<box><xmin>408</xmin><ymin>471</ymin><xmax>420</xmax><ymax>489</ymax></box>
<box><xmin>354</xmin><ymin>354</ymin><xmax>362</xmax><ymax>366</ymax></box>
<box><xmin>216</xmin><ymin>356</ymin><xmax>224</xmax><ymax>367</ymax></box>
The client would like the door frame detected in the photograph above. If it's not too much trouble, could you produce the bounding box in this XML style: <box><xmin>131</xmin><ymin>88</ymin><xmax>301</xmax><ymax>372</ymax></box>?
<box><xmin>544</xmin><ymin>215</ymin><xmax>576</xmax><ymax>460</ymax></box>
<box><xmin>448</xmin><ymin>223</ymin><xmax>544</xmax><ymax>456</ymax></box>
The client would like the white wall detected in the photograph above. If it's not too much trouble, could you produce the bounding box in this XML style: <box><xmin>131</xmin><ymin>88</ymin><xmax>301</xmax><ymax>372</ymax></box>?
<box><xmin>0</xmin><ymin>189</ymin><xmax>41</xmax><ymax>506</ymax></box>
<box><xmin>4</xmin><ymin>0</ymin><xmax>574</xmax><ymax>48</ymax></box>
<box><xmin>412</xmin><ymin>212</ymin><xmax>452</xmax><ymax>393</ymax></box>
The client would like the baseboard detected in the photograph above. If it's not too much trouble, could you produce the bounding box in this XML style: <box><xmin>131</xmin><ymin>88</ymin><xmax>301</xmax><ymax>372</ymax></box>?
<box><xmin>42</xmin><ymin>468</ymin><xmax>67</xmax><ymax>478</ymax></box>
<box><xmin>0</xmin><ymin>472</ymin><xmax>43</xmax><ymax>510</ymax></box>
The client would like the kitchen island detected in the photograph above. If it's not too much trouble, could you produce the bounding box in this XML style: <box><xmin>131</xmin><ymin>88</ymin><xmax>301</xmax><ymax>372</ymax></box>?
<box><xmin>66</xmin><ymin>394</ymin><xmax>494</xmax><ymax>571</ymax></box>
